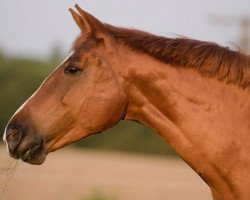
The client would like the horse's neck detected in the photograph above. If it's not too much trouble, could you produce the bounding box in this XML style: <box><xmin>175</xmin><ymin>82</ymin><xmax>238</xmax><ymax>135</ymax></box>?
<box><xmin>117</xmin><ymin>44</ymin><xmax>250</xmax><ymax>200</ymax></box>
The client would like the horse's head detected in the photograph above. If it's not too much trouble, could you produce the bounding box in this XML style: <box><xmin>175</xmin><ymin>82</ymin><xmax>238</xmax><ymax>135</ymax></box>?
<box><xmin>3</xmin><ymin>5</ymin><xmax>127</xmax><ymax>165</ymax></box>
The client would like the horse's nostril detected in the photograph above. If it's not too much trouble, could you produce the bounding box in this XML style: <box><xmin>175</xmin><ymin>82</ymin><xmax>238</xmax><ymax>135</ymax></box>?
<box><xmin>6</xmin><ymin>125</ymin><xmax>25</xmax><ymax>153</ymax></box>
<box><xmin>7</xmin><ymin>127</ymin><xmax>21</xmax><ymax>141</ymax></box>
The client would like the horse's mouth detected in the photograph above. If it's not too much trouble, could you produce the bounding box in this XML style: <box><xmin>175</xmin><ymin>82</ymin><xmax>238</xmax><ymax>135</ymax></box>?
<box><xmin>21</xmin><ymin>143</ymin><xmax>46</xmax><ymax>165</ymax></box>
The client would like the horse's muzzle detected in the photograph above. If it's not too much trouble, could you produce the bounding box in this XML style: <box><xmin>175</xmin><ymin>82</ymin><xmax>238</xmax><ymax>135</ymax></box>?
<box><xmin>3</xmin><ymin>123</ymin><xmax>46</xmax><ymax>165</ymax></box>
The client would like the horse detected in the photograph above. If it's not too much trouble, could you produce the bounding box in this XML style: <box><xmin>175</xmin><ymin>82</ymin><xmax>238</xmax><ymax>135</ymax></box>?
<box><xmin>3</xmin><ymin>4</ymin><xmax>250</xmax><ymax>200</ymax></box>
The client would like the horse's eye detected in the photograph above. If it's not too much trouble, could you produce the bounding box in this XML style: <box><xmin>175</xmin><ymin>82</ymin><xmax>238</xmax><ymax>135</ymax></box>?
<box><xmin>64</xmin><ymin>65</ymin><xmax>82</xmax><ymax>75</ymax></box>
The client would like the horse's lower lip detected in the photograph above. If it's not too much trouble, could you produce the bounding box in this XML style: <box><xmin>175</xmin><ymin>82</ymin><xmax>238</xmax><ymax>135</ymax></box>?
<box><xmin>22</xmin><ymin>144</ymin><xmax>43</xmax><ymax>162</ymax></box>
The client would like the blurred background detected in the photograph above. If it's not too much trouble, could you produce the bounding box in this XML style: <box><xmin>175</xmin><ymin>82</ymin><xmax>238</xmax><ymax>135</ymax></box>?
<box><xmin>0</xmin><ymin>0</ymin><xmax>249</xmax><ymax>200</ymax></box>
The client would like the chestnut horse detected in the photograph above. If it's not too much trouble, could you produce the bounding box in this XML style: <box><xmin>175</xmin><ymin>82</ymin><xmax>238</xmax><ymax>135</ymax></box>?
<box><xmin>3</xmin><ymin>4</ymin><xmax>250</xmax><ymax>200</ymax></box>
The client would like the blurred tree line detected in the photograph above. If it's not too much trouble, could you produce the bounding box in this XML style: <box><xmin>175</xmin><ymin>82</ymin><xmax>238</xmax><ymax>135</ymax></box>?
<box><xmin>0</xmin><ymin>50</ymin><xmax>176</xmax><ymax>156</ymax></box>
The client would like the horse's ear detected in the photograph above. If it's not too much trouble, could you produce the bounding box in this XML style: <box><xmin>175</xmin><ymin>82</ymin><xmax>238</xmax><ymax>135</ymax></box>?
<box><xmin>69</xmin><ymin>8</ymin><xmax>90</xmax><ymax>33</ymax></box>
<box><xmin>69</xmin><ymin>4</ymin><xmax>108</xmax><ymax>39</ymax></box>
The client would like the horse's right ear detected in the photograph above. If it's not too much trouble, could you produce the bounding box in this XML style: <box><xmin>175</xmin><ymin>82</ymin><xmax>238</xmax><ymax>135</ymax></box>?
<box><xmin>69</xmin><ymin>4</ymin><xmax>108</xmax><ymax>39</ymax></box>
<box><xmin>69</xmin><ymin>8</ymin><xmax>89</xmax><ymax>33</ymax></box>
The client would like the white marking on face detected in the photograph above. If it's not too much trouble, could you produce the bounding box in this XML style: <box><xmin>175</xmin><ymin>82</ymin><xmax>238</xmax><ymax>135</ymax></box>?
<box><xmin>3</xmin><ymin>126</ymin><xmax>10</xmax><ymax>154</ymax></box>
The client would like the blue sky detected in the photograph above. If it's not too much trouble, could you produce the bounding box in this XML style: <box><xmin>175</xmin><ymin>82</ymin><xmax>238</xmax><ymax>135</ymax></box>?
<box><xmin>0</xmin><ymin>0</ymin><xmax>249</xmax><ymax>58</ymax></box>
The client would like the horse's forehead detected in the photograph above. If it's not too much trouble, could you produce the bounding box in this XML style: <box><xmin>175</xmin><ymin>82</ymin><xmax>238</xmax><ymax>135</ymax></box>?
<box><xmin>72</xmin><ymin>36</ymin><xmax>98</xmax><ymax>53</ymax></box>
<box><xmin>71</xmin><ymin>42</ymin><xmax>101</xmax><ymax>61</ymax></box>
<box><xmin>68</xmin><ymin>48</ymin><xmax>99</xmax><ymax>64</ymax></box>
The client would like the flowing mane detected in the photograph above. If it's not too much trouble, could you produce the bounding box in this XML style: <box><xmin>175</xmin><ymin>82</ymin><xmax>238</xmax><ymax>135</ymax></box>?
<box><xmin>105</xmin><ymin>24</ymin><xmax>250</xmax><ymax>88</ymax></box>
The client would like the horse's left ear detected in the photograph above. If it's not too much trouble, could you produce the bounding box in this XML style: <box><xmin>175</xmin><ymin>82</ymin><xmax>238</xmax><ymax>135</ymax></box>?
<box><xmin>69</xmin><ymin>4</ymin><xmax>108</xmax><ymax>39</ymax></box>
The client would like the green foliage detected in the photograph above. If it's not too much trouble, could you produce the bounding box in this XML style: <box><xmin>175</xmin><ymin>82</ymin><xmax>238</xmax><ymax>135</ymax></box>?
<box><xmin>75</xmin><ymin>120</ymin><xmax>176</xmax><ymax>156</ymax></box>
<box><xmin>0</xmin><ymin>53</ymin><xmax>55</xmax><ymax>134</ymax></box>
<box><xmin>0</xmin><ymin>51</ymin><xmax>176</xmax><ymax>156</ymax></box>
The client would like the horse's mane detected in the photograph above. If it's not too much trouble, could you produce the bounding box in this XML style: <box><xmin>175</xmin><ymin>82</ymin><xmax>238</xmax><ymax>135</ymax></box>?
<box><xmin>105</xmin><ymin>24</ymin><xmax>250</xmax><ymax>88</ymax></box>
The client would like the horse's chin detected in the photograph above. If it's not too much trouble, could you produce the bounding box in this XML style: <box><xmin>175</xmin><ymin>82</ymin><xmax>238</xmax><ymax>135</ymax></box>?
<box><xmin>21</xmin><ymin>147</ymin><xmax>47</xmax><ymax>165</ymax></box>
<box><xmin>23</xmin><ymin>153</ymin><xmax>46</xmax><ymax>165</ymax></box>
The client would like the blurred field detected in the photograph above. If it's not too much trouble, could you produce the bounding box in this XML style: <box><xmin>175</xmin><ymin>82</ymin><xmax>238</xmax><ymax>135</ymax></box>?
<box><xmin>0</xmin><ymin>146</ymin><xmax>212</xmax><ymax>200</ymax></box>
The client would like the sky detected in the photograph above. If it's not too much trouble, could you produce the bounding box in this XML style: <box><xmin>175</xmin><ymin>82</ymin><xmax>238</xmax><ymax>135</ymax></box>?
<box><xmin>0</xmin><ymin>0</ymin><xmax>249</xmax><ymax>58</ymax></box>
